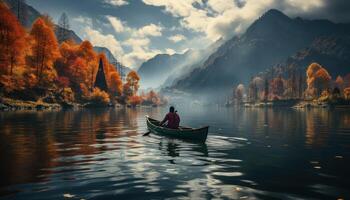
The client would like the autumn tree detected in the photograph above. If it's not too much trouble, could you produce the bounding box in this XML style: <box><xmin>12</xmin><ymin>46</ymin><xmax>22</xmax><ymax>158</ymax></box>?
<box><xmin>70</xmin><ymin>57</ymin><xmax>88</xmax><ymax>86</ymax></box>
<box><xmin>0</xmin><ymin>3</ymin><xmax>26</xmax><ymax>76</ymax></box>
<box><xmin>248</xmin><ymin>81</ymin><xmax>257</xmax><ymax>102</ymax></box>
<box><xmin>109</xmin><ymin>71</ymin><xmax>123</xmax><ymax>97</ymax></box>
<box><xmin>297</xmin><ymin>73</ymin><xmax>305</xmax><ymax>99</ymax></box>
<box><xmin>141</xmin><ymin>90</ymin><xmax>162</xmax><ymax>105</ymax></box>
<box><xmin>89</xmin><ymin>87</ymin><xmax>110</xmax><ymax>105</ymax></box>
<box><xmin>270</xmin><ymin>76</ymin><xmax>284</xmax><ymax>99</ymax></box>
<box><xmin>56</xmin><ymin>40</ymin><xmax>79</xmax><ymax>76</ymax></box>
<box><xmin>344</xmin><ymin>73</ymin><xmax>350</xmax><ymax>88</ymax></box>
<box><xmin>344</xmin><ymin>87</ymin><xmax>350</xmax><ymax>100</ymax></box>
<box><xmin>335</xmin><ymin>75</ymin><xmax>344</xmax><ymax>91</ymax></box>
<box><xmin>124</xmin><ymin>70</ymin><xmax>140</xmax><ymax>97</ymax></box>
<box><xmin>305</xmin><ymin>63</ymin><xmax>331</xmax><ymax>98</ymax></box>
<box><xmin>128</xmin><ymin>95</ymin><xmax>142</xmax><ymax>106</ymax></box>
<box><xmin>78</xmin><ymin>41</ymin><xmax>96</xmax><ymax>91</ymax></box>
<box><xmin>235</xmin><ymin>84</ymin><xmax>245</xmax><ymax>103</ymax></box>
<box><xmin>263</xmin><ymin>78</ymin><xmax>269</xmax><ymax>101</ymax></box>
<box><xmin>285</xmin><ymin>68</ymin><xmax>298</xmax><ymax>99</ymax></box>
<box><xmin>28</xmin><ymin>17</ymin><xmax>60</xmax><ymax>86</ymax></box>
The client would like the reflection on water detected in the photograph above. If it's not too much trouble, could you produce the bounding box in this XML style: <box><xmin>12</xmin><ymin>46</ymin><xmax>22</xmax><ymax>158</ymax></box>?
<box><xmin>0</xmin><ymin>107</ymin><xmax>350</xmax><ymax>199</ymax></box>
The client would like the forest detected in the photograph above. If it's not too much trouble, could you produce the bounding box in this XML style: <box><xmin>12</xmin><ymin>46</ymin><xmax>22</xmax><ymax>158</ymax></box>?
<box><xmin>0</xmin><ymin>3</ymin><xmax>166</xmax><ymax>109</ymax></box>
<box><xmin>233</xmin><ymin>62</ymin><xmax>350</xmax><ymax>105</ymax></box>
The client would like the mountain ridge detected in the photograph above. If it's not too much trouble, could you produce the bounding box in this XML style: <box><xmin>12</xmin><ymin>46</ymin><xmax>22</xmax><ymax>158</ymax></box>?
<box><xmin>170</xmin><ymin>9</ymin><xmax>350</xmax><ymax>98</ymax></box>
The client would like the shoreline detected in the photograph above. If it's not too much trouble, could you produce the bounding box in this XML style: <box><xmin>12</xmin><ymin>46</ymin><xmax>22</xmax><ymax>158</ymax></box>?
<box><xmin>0</xmin><ymin>98</ymin><xmax>164</xmax><ymax>111</ymax></box>
<box><xmin>239</xmin><ymin>99</ymin><xmax>350</xmax><ymax>109</ymax></box>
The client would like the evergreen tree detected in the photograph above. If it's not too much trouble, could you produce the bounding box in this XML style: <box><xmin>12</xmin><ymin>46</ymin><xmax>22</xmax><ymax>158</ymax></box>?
<box><xmin>58</xmin><ymin>12</ymin><xmax>70</xmax><ymax>42</ymax></box>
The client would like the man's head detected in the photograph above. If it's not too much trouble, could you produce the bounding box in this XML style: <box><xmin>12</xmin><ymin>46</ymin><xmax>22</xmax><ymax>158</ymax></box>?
<box><xmin>169</xmin><ymin>106</ymin><xmax>175</xmax><ymax>113</ymax></box>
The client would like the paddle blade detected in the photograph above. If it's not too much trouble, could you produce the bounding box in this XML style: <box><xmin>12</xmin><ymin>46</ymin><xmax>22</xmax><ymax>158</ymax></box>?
<box><xmin>143</xmin><ymin>131</ymin><xmax>151</xmax><ymax>136</ymax></box>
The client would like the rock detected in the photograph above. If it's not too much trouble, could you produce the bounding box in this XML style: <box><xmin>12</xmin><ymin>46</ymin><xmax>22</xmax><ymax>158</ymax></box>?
<box><xmin>0</xmin><ymin>103</ymin><xmax>8</xmax><ymax>111</ymax></box>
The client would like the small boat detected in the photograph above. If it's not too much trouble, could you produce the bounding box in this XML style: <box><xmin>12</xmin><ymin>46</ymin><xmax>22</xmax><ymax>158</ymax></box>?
<box><xmin>146</xmin><ymin>116</ymin><xmax>209</xmax><ymax>143</ymax></box>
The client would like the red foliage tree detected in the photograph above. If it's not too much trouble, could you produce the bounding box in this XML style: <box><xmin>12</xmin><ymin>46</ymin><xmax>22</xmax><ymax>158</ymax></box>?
<box><xmin>78</xmin><ymin>40</ymin><xmax>96</xmax><ymax>90</ymax></box>
<box><xmin>270</xmin><ymin>77</ymin><xmax>284</xmax><ymax>99</ymax></box>
<box><xmin>305</xmin><ymin>63</ymin><xmax>331</xmax><ymax>98</ymax></box>
<box><xmin>0</xmin><ymin>3</ymin><xmax>26</xmax><ymax>76</ymax></box>
<box><xmin>124</xmin><ymin>70</ymin><xmax>140</xmax><ymax>96</ymax></box>
<box><xmin>28</xmin><ymin>17</ymin><xmax>60</xmax><ymax>86</ymax></box>
<box><xmin>109</xmin><ymin>71</ymin><xmax>123</xmax><ymax>96</ymax></box>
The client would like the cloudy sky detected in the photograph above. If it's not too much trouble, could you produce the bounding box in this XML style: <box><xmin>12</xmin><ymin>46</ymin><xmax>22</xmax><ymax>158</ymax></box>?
<box><xmin>27</xmin><ymin>0</ymin><xmax>350</xmax><ymax>69</ymax></box>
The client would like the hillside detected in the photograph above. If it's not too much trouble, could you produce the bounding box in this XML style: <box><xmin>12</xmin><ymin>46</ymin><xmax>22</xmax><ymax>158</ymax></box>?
<box><xmin>137</xmin><ymin>52</ymin><xmax>189</xmax><ymax>89</ymax></box>
<box><xmin>171</xmin><ymin>9</ymin><xmax>350</xmax><ymax>97</ymax></box>
<box><xmin>260</xmin><ymin>36</ymin><xmax>350</xmax><ymax>80</ymax></box>
<box><xmin>138</xmin><ymin>38</ymin><xmax>223</xmax><ymax>89</ymax></box>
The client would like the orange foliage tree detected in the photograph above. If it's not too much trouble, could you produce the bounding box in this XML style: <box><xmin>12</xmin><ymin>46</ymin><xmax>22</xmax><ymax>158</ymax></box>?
<box><xmin>109</xmin><ymin>71</ymin><xmax>123</xmax><ymax>96</ymax></box>
<box><xmin>28</xmin><ymin>17</ymin><xmax>60</xmax><ymax>86</ymax></box>
<box><xmin>56</xmin><ymin>40</ymin><xmax>79</xmax><ymax>76</ymax></box>
<box><xmin>89</xmin><ymin>87</ymin><xmax>110</xmax><ymax>105</ymax></box>
<box><xmin>270</xmin><ymin>77</ymin><xmax>284</xmax><ymax>99</ymax></box>
<box><xmin>0</xmin><ymin>3</ymin><xmax>26</xmax><ymax>76</ymax></box>
<box><xmin>344</xmin><ymin>73</ymin><xmax>350</xmax><ymax>88</ymax></box>
<box><xmin>124</xmin><ymin>70</ymin><xmax>140</xmax><ymax>97</ymax></box>
<box><xmin>128</xmin><ymin>95</ymin><xmax>143</xmax><ymax>106</ymax></box>
<box><xmin>142</xmin><ymin>90</ymin><xmax>161</xmax><ymax>105</ymax></box>
<box><xmin>78</xmin><ymin>41</ymin><xmax>96</xmax><ymax>91</ymax></box>
<box><xmin>305</xmin><ymin>63</ymin><xmax>331</xmax><ymax>98</ymax></box>
<box><xmin>235</xmin><ymin>84</ymin><xmax>245</xmax><ymax>103</ymax></box>
<box><xmin>344</xmin><ymin>87</ymin><xmax>350</xmax><ymax>100</ymax></box>
<box><xmin>335</xmin><ymin>75</ymin><xmax>344</xmax><ymax>91</ymax></box>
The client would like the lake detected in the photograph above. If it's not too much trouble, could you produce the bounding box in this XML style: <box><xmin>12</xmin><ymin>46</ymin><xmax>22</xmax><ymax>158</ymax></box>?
<box><xmin>0</xmin><ymin>106</ymin><xmax>350</xmax><ymax>199</ymax></box>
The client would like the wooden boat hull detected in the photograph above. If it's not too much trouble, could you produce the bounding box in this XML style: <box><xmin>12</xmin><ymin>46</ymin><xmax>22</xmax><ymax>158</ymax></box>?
<box><xmin>146</xmin><ymin>116</ymin><xmax>209</xmax><ymax>143</ymax></box>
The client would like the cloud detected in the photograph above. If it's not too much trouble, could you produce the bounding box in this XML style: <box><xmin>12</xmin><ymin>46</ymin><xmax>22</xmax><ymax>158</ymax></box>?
<box><xmin>73</xmin><ymin>16</ymin><xmax>93</xmax><ymax>26</ymax></box>
<box><xmin>136</xmin><ymin>23</ymin><xmax>163</xmax><ymax>37</ymax></box>
<box><xmin>142</xmin><ymin>0</ymin><xmax>326</xmax><ymax>41</ymax></box>
<box><xmin>168</xmin><ymin>34</ymin><xmax>186</xmax><ymax>43</ymax></box>
<box><xmin>123</xmin><ymin>48</ymin><xmax>162</xmax><ymax>68</ymax></box>
<box><xmin>106</xmin><ymin>15</ymin><xmax>129</xmax><ymax>33</ymax></box>
<box><xmin>84</xmin><ymin>26</ymin><xmax>124</xmax><ymax>60</ymax></box>
<box><xmin>123</xmin><ymin>37</ymin><xmax>150</xmax><ymax>48</ymax></box>
<box><xmin>104</xmin><ymin>15</ymin><xmax>164</xmax><ymax>67</ymax></box>
<box><xmin>165</xmin><ymin>48</ymin><xmax>176</xmax><ymax>55</ymax></box>
<box><xmin>104</xmin><ymin>0</ymin><xmax>129</xmax><ymax>7</ymax></box>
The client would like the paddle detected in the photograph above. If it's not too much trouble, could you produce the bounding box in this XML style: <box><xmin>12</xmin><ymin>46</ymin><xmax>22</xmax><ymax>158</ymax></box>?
<box><xmin>143</xmin><ymin>131</ymin><xmax>151</xmax><ymax>136</ymax></box>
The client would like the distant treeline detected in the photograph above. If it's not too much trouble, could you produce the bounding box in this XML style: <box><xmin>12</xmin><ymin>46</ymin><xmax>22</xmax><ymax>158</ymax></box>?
<box><xmin>233</xmin><ymin>62</ymin><xmax>350</xmax><ymax>103</ymax></box>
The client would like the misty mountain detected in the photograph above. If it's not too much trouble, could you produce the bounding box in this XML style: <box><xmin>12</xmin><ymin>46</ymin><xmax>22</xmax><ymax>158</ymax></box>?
<box><xmin>171</xmin><ymin>9</ymin><xmax>350</xmax><ymax>96</ymax></box>
<box><xmin>259</xmin><ymin>36</ymin><xmax>350</xmax><ymax>80</ymax></box>
<box><xmin>137</xmin><ymin>52</ymin><xmax>187</xmax><ymax>89</ymax></box>
<box><xmin>138</xmin><ymin>38</ymin><xmax>223</xmax><ymax>89</ymax></box>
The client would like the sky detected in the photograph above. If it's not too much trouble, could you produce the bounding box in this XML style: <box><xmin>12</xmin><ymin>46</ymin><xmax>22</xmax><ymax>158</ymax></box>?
<box><xmin>26</xmin><ymin>0</ymin><xmax>350</xmax><ymax>69</ymax></box>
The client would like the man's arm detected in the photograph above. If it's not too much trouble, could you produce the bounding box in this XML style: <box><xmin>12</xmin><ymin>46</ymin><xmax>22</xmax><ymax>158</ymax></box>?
<box><xmin>159</xmin><ymin>114</ymin><xmax>168</xmax><ymax>126</ymax></box>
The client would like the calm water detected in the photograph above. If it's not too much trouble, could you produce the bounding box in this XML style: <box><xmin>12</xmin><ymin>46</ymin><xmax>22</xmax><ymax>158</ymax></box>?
<box><xmin>0</xmin><ymin>106</ymin><xmax>350</xmax><ymax>200</ymax></box>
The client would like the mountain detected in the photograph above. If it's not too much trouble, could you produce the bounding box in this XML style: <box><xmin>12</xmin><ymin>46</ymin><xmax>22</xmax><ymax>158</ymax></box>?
<box><xmin>3</xmin><ymin>0</ymin><xmax>41</xmax><ymax>28</ymax></box>
<box><xmin>54</xmin><ymin>25</ymin><xmax>82</xmax><ymax>44</ymax></box>
<box><xmin>171</xmin><ymin>9</ymin><xmax>350</xmax><ymax>97</ymax></box>
<box><xmin>260</xmin><ymin>36</ymin><xmax>350</xmax><ymax>80</ymax></box>
<box><xmin>4</xmin><ymin>0</ymin><xmax>81</xmax><ymax>43</ymax></box>
<box><xmin>137</xmin><ymin>53</ymin><xmax>186</xmax><ymax>89</ymax></box>
<box><xmin>138</xmin><ymin>38</ymin><xmax>223</xmax><ymax>89</ymax></box>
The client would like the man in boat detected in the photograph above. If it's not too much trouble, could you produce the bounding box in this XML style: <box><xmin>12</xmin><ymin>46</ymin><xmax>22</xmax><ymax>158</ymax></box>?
<box><xmin>160</xmin><ymin>106</ymin><xmax>180</xmax><ymax>129</ymax></box>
